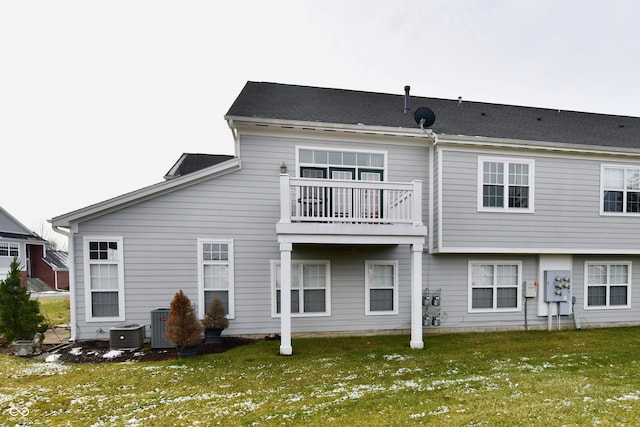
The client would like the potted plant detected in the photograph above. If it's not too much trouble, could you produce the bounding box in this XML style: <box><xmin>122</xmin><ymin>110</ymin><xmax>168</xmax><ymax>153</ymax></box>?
<box><xmin>164</xmin><ymin>290</ymin><xmax>203</xmax><ymax>358</ymax></box>
<box><xmin>201</xmin><ymin>298</ymin><xmax>229</xmax><ymax>344</ymax></box>
<box><xmin>0</xmin><ymin>258</ymin><xmax>47</xmax><ymax>356</ymax></box>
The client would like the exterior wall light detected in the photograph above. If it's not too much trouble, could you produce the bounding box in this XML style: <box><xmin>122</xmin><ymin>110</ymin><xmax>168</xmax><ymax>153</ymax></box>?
<box><xmin>280</xmin><ymin>161</ymin><xmax>288</xmax><ymax>174</ymax></box>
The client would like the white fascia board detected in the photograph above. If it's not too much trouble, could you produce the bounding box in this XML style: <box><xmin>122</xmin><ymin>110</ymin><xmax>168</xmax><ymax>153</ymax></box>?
<box><xmin>437</xmin><ymin>246</ymin><xmax>640</xmax><ymax>255</ymax></box>
<box><xmin>436</xmin><ymin>134</ymin><xmax>640</xmax><ymax>157</ymax></box>
<box><xmin>51</xmin><ymin>158</ymin><xmax>241</xmax><ymax>227</ymax></box>
<box><xmin>225</xmin><ymin>115</ymin><xmax>435</xmax><ymax>139</ymax></box>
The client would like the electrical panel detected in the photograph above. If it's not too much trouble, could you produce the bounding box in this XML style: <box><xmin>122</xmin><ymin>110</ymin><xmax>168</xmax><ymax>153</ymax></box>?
<box><xmin>543</xmin><ymin>270</ymin><xmax>571</xmax><ymax>303</ymax></box>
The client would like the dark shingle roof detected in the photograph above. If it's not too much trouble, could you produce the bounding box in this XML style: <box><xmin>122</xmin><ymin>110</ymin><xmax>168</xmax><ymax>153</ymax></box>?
<box><xmin>164</xmin><ymin>153</ymin><xmax>236</xmax><ymax>179</ymax></box>
<box><xmin>226</xmin><ymin>81</ymin><xmax>640</xmax><ymax>150</ymax></box>
<box><xmin>0</xmin><ymin>231</ymin><xmax>46</xmax><ymax>242</ymax></box>
<box><xmin>43</xmin><ymin>250</ymin><xmax>69</xmax><ymax>270</ymax></box>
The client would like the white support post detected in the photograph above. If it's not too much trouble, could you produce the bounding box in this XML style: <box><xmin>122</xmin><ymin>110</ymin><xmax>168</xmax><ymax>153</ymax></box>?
<box><xmin>280</xmin><ymin>174</ymin><xmax>291</xmax><ymax>224</ymax></box>
<box><xmin>280</xmin><ymin>242</ymin><xmax>293</xmax><ymax>355</ymax></box>
<box><xmin>412</xmin><ymin>180</ymin><xmax>423</xmax><ymax>226</ymax></box>
<box><xmin>410</xmin><ymin>243</ymin><xmax>424</xmax><ymax>349</ymax></box>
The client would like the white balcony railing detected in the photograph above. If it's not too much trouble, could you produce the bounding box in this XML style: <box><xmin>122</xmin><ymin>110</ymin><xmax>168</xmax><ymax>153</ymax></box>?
<box><xmin>279</xmin><ymin>175</ymin><xmax>423</xmax><ymax>226</ymax></box>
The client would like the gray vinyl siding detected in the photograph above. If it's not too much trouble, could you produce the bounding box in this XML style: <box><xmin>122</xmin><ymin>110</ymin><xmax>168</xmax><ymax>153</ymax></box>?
<box><xmin>427</xmin><ymin>254</ymin><xmax>640</xmax><ymax>330</ymax></box>
<box><xmin>571</xmin><ymin>255</ymin><xmax>640</xmax><ymax>326</ymax></box>
<box><xmin>70</xmin><ymin>132</ymin><xmax>430</xmax><ymax>339</ymax></box>
<box><xmin>426</xmin><ymin>254</ymin><xmax>539</xmax><ymax>329</ymax></box>
<box><xmin>440</xmin><ymin>148</ymin><xmax>640</xmax><ymax>251</ymax></box>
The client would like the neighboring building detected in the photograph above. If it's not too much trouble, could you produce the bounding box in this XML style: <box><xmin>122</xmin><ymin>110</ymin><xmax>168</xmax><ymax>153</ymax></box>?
<box><xmin>0</xmin><ymin>206</ymin><xmax>49</xmax><ymax>286</ymax></box>
<box><xmin>29</xmin><ymin>245</ymin><xmax>69</xmax><ymax>291</ymax></box>
<box><xmin>51</xmin><ymin>82</ymin><xmax>640</xmax><ymax>354</ymax></box>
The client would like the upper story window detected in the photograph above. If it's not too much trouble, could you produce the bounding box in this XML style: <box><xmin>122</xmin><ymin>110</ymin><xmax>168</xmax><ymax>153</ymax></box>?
<box><xmin>198</xmin><ymin>239</ymin><xmax>234</xmax><ymax>319</ymax></box>
<box><xmin>0</xmin><ymin>242</ymin><xmax>19</xmax><ymax>257</ymax></box>
<box><xmin>83</xmin><ymin>237</ymin><xmax>125</xmax><ymax>322</ymax></box>
<box><xmin>478</xmin><ymin>157</ymin><xmax>534</xmax><ymax>213</ymax></box>
<box><xmin>297</xmin><ymin>147</ymin><xmax>386</xmax><ymax>181</ymax></box>
<box><xmin>602</xmin><ymin>165</ymin><xmax>640</xmax><ymax>214</ymax></box>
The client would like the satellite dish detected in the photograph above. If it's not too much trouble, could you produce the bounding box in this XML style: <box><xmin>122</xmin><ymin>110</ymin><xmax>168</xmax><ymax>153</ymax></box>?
<box><xmin>414</xmin><ymin>107</ymin><xmax>436</xmax><ymax>128</ymax></box>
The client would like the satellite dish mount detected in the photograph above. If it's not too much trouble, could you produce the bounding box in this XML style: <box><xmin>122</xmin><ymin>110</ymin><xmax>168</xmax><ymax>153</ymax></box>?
<box><xmin>414</xmin><ymin>107</ymin><xmax>436</xmax><ymax>129</ymax></box>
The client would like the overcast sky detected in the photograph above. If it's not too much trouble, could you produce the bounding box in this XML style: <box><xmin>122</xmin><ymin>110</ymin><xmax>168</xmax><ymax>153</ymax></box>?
<box><xmin>2</xmin><ymin>1</ymin><xmax>640</xmax><ymax>249</ymax></box>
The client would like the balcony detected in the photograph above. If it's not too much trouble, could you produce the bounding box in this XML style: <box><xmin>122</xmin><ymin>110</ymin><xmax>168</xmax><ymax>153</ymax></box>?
<box><xmin>276</xmin><ymin>175</ymin><xmax>427</xmax><ymax>245</ymax></box>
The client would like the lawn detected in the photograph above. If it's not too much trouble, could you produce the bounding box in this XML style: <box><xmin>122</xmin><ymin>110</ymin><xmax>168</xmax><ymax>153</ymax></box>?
<box><xmin>38</xmin><ymin>297</ymin><xmax>70</xmax><ymax>326</ymax></box>
<box><xmin>2</xmin><ymin>327</ymin><xmax>640</xmax><ymax>426</ymax></box>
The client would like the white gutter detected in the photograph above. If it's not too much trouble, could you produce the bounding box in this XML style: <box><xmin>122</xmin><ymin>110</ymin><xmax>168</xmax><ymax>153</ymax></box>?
<box><xmin>224</xmin><ymin>115</ymin><xmax>431</xmax><ymax>139</ymax></box>
<box><xmin>52</xmin><ymin>224</ymin><xmax>76</xmax><ymax>341</ymax></box>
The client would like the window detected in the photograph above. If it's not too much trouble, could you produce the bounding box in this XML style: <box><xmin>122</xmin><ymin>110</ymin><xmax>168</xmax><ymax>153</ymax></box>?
<box><xmin>365</xmin><ymin>261</ymin><xmax>398</xmax><ymax>315</ymax></box>
<box><xmin>83</xmin><ymin>237</ymin><xmax>124</xmax><ymax>321</ymax></box>
<box><xmin>585</xmin><ymin>262</ymin><xmax>631</xmax><ymax>309</ymax></box>
<box><xmin>0</xmin><ymin>242</ymin><xmax>19</xmax><ymax>257</ymax></box>
<box><xmin>272</xmin><ymin>260</ymin><xmax>330</xmax><ymax>316</ymax></box>
<box><xmin>468</xmin><ymin>261</ymin><xmax>521</xmax><ymax>312</ymax></box>
<box><xmin>198</xmin><ymin>239</ymin><xmax>234</xmax><ymax>319</ymax></box>
<box><xmin>602</xmin><ymin>165</ymin><xmax>640</xmax><ymax>214</ymax></box>
<box><xmin>478</xmin><ymin>157</ymin><xmax>534</xmax><ymax>212</ymax></box>
<box><xmin>298</xmin><ymin>147</ymin><xmax>386</xmax><ymax>219</ymax></box>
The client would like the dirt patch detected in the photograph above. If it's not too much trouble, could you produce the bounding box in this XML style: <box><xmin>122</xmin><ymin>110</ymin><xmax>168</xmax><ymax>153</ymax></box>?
<box><xmin>1</xmin><ymin>337</ymin><xmax>255</xmax><ymax>363</ymax></box>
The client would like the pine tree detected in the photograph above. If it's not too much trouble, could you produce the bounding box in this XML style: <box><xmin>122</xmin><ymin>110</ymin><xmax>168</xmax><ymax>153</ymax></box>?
<box><xmin>0</xmin><ymin>257</ymin><xmax>46</xmax><ymax>343</ymax></box>
<box><xmin>164</xmin><ymin>290</ymin><xmax>203</xmax><ymax>351</ymax></box>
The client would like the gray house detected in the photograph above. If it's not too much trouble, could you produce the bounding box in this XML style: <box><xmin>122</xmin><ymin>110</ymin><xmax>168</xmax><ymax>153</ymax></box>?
<box><xmin>52</xmin><ymin>82</ymin><xmax>640</xmax><ymax>355</ymax></box>
<box><xmin>0</xmin><ymin>206</ymin><xmax>48</xmax><ymax>285</ymax></box>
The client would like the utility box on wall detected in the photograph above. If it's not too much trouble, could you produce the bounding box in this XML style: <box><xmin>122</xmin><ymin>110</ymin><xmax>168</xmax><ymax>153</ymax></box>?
<box><xmin>543</xmin><ymin>270</ymin><xmax>572</xmax><ymax>315</ymax></box>
<box><xmin>544</xmin><ymin>270</ymin><xmax>571</xmax><ymax>302</ymax></box>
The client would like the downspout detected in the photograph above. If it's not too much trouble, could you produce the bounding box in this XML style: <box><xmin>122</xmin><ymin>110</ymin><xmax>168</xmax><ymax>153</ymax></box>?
<box><xmin>54</xmin><ymin>268</ymin><xmax>60</xmax><ymax>291</ymax></box>
<box><xmin>428</xmin><ymin>131</ymin><xmax>438</xmax><ymax>253</ymax></box>
<box><xmin>52</xmin><ymin>224</ymin><xmax>76</xmax><ymax>341</ymax></box>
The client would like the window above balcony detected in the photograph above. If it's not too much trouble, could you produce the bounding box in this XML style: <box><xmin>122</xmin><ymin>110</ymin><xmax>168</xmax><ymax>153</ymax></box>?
<box><xmin>297</xmin><ymin>147</ymin><xmax>387</xmax><ymax>180</ymax></box>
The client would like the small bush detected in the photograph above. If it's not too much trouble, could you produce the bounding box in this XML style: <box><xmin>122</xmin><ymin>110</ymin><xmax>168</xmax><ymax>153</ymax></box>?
<box><xmin>0</xmin><ymin>257</ymin><xmax>46</xmax><ymax>342</ymax></box>
<box><xmin>164</xmin><ymin>290</ymin><xmax>203</xmax><ymax>351</ymax></box>
<box><xmin>201</xmin><ymin>298</ymin><xmax>229</xmax><ymax>329</ymax></box>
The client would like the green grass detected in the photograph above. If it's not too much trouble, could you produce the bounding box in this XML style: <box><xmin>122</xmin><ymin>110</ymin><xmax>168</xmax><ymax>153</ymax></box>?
<box><xmin>3</xmin><ymin>328</ymin><xmax>640</xmax><ymax>426</ymax></box>
<box><xmin>38</xmin><ymin>296</ymin><xmax>70</xmax><ymax>326</ymax></box>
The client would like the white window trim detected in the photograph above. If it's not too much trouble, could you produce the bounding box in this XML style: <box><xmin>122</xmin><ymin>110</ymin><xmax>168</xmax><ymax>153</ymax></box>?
<box><xmin>477</xmin><ymin>157</ymin><xmax>535</xmax><ymax>213</ymax></box>
<box><xmin>365</xmin><ymin>260</ymin><xmax>399</xmax><ymax>315</ymax></box>
<box><xmin>583</xmin><ymin>261</ymin><xmax>632</xmax><ymax>310</ymax></box>
<box><xmin>83</xmin><ymin>236</ymin><xmax>125</xmax><ymax>322</ymax></box>
<box><xmin>0</xmin><ymin>242</ymin><xmax>19</xmax><ymax>257</ymax></box>
<box><xmin>600</xmin><ymin>164</ymin><xmax>640</xmax><ymax>216</ymax></box>
<box><xmin>197</xmin><ymin>238</ymin><xmax>235</xmax><ymax>320</ymax></box>
<box><xmin>467</xmin><ymin>260</ymin><xmax>522</xmax><ymax>313</ymax></box>
<box><xmin>296</xmin><ymin>145</ymin><xmax>388</xmax><ymax>179</ymax></box>
<box><xmin>271</xmin><ymin>259</ymin><xmax>331</xmax><ymax>317</ymax></box>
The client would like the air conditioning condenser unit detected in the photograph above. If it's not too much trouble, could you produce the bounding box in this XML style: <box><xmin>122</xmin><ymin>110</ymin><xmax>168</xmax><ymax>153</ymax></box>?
<box><xmin>109</xmin><ymin>324</ymin><xmax>145</xmax><ymax>350</ymax></box>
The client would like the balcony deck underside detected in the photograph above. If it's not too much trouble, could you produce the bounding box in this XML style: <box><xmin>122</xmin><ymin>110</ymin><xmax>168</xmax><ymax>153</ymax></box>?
<box><xmin>276</xmin><ymin>221</ymin><xmax>427</xmax><ymax>245</ymax></box>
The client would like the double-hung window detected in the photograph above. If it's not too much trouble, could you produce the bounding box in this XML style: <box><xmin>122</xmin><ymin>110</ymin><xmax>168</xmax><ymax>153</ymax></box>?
<box><xmin>272</xmin><ymin>260</ymin><xmax>330</xmax><ymax>316</ymax></box>
<box><xmin>365</xmin><ymin>261</ymin><xmax>398</xmax><ymax>315</ymax></box>
<box><xmin>468</xmin><ymin>261</ymin><xmax>521</xmax><ymax>312</ymax></box>
<box><xmin>585</xmin><ymin>262</ymin><xmax>631</xmax><ymax>309</ymax></box>
<box><xmin>0</xmin><ymin>242</ymin><xmax>19</xmax><ymax>257</ymax></box>
<box><xmin>83</xmin><ymin>237</ymin><xmax>125</xmax><ymax>321</ymax></box>
<box><xmin>478</xmin><ymin>157</ymin><xmax>534</xmax><ymax>212</ymax></box>
<box><xmin>601</xmin><ymin>165</ymin><xmax>640</xmax><ymax>214</ymax></box>
<box><xmin>198</xmin><ymin>239</ymin><xmax>234</xmax><ymax>319</ymax></box>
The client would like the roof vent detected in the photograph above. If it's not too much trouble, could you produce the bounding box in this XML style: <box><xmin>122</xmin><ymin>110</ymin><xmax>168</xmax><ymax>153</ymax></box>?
<box><xmin>404</xmin><ymin>85</ymin><xmax>411</xmax><ymax>113</ymax></box>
